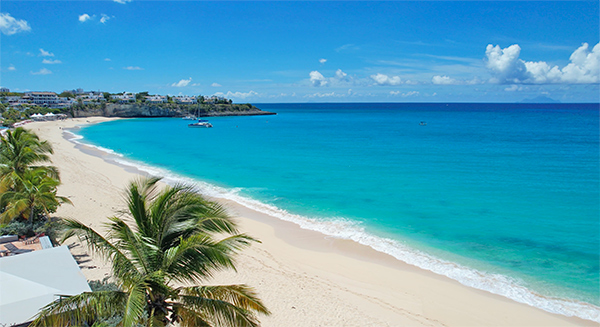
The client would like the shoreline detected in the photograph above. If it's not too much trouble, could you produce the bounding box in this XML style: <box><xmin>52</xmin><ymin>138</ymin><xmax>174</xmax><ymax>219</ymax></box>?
<box><xmin>25</xmin><ymin>118</ymin><xmax>596</xmax><ymax>326</ymax></box>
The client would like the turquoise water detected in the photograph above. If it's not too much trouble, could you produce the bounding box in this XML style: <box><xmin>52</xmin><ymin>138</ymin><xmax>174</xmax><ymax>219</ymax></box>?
<box><xmin>74</xmin><ymin>103</ymin><xmax>599</xmax><ymax>320</ymax></box>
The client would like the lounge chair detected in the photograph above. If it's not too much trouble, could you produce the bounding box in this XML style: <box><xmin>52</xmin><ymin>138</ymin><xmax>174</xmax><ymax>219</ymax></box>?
<box><xmin>4</xmin><ymin>242</ymin><xmax>33</xmax><ymax>255</ymax></box>
<box><xmin>23</xmin><ymin>233</ymin><xmax>42</xmax><ymax>245</ymax></box>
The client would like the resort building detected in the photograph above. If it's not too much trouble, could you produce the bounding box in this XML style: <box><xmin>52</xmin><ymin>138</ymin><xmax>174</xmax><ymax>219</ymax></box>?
<box><xmin>24</xmin><ymin>92</ymin><xmax>60</xmax><ymax>106</ymax></box>
<box><xmin>6</xmin><ymin>96</ymin><xmax>29</xmax><ymax>107</ymax></box>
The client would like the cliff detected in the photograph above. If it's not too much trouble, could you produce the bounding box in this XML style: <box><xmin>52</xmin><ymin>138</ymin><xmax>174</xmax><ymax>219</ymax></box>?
<box><xmin>70</xmin><ymin>103</ymin><xmax>275</xmax><ymax>118</ymax></box>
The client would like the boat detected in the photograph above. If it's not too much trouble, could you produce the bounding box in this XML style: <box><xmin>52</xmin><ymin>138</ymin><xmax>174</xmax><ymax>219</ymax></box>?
<box><xmin>182</xmin><ymin>115</ymin><xmax>197</xmax><ymax>120</ymax></box>
<box><xmin>188</xmin><ymin>119</ymin><xmax>213</xmax><ymax>128</ymax></box>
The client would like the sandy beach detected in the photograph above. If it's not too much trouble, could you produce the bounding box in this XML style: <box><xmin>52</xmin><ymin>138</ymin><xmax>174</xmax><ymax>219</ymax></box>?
<box><xmin>25</xmin><ymin>118</ymin><xmax>595</xmax><ymax>327</ymax></box>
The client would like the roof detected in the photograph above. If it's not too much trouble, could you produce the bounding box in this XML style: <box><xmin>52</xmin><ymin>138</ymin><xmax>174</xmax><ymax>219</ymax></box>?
<box><xmin>25</xmin><ymin>92</ymin><xmax>57</xmax><ymax>96</ymax></box>
<box><xmin>0</xmin><ymin>246</ymin><xmax>91</xmax><ymax>325</ymax></box>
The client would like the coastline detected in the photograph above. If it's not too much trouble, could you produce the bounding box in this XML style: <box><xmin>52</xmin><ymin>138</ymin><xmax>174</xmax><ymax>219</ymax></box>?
<box><xmin>25</xmin><ymin>118</ymin><xmax>596</xmax><ymax>326</ymax></box>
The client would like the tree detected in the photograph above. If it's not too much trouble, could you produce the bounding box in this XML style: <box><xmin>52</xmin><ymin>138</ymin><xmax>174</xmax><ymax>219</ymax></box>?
<box><xmin>59</xmin><ymin>91</ymin><xmax>75</xmax><ymax>98</ymax></box>
<box><xmin>136</xmin><ymin>92</ymin><xmax>149</xmax><ymax>103</ymax></box>
<box><xmin>0</xmin><ymin>128</ymin><xmax>58</xmax><ymax>193</ymax></box>
<box><xmin>0</xmin><ymin>167</ymin><xmax>71</xmax><ymax>224</ymax></box>
<box><xmin>32</xmin><ymin>177</ymin><xmax>270</xmax><ymax>327</ymax></box>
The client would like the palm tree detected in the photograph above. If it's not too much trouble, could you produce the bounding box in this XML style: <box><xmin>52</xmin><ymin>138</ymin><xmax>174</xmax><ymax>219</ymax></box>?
<box><xmin>0</xmin><ymin>167</ymin><xmax>72</xmax><ymax>224</ymax></box>
<box><xmin>31</xmin><ymin>177</ymin><xmax>270</xmax><ymax>327</ymax></box>
<box><xmin>0</xmin><ymin>127</ymin><xmax>58</xmax><ymax>193</ymax></box>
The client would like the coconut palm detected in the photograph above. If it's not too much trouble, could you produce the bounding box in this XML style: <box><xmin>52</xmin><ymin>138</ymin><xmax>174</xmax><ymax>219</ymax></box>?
<box><xmin>31</xmin><ymin>177</ymin><xmax>270</xmax><ymax>327</ymax></box>
<box><xmin>0</xmin><ymin>127</ymin><xmax>58</xmax><ymax>192</ymax></box>
<box><xmin>0</xmin><ymin>167</ymin><xmax>72</xmax><ymax>224</ymax></box>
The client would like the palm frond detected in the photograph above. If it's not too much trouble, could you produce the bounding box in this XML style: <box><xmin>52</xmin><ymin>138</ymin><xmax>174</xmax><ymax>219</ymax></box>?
<box><xmin>59</xmin><ymin>218</ymin><xmax>141</xmax><ymax>284</ymax></box>
<box><xmin>170</xmin><ymin>304</ymin><xmax>212</xmax><ymax>327</ymax></box>
<box><xmin>162</xmin><ymin>233</ymin><xmax>255</xmax><ymax>284</ymax></box>
<box><xmin>106</xmin><ymin>216</ymin><xmax>154</xmax><ymax>275</ymax></box>
<box><xmin>177</xmin><ymin>284</ymin><xmax>270</xmax><ymax>327</ymax></box>
<box><xmin>30</xmin><ymin>291</ymin><xmax>128</xmax><ymax>327</ymax></box>
<box><xmin>122</xmin><ymin>279</ymin><xmax>149</xmax><ymax>327</ymax></box>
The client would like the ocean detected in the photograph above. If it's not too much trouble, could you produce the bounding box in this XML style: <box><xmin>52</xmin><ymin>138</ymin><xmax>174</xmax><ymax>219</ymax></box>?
<box><xmin>72</xmin><ymin>103</ymin><xmax>599</xmax><ymax>321</ymax></box>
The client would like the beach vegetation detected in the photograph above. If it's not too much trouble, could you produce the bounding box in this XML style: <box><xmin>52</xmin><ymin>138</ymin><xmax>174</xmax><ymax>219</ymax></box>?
<box><xmin>2</xmin><ymin>108</ymin><xmax>23</xmax><ymax>126</ymax></box>
<box><xmin>31</xmin><ymin>177</ymin><xmax>270</xmax><ymax>327</ymax></box>
<box><xmin>0</xmin><ymin>128</ymin><xmax>68</xmax><ymax>236</ymax></box>
<box><xmin>0</xmin><ymin>128</ymin><xmax>57</xmax><ymax>191</ymax></box>
<box><xmin>0</xmin><ymin>167</ymin><xmax>71</xmax><ymax>224</ymax></box>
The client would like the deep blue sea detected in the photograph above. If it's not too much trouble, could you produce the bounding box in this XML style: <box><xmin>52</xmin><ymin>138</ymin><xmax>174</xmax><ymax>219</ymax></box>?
<box><xmin>73</xmin><ymin>103</ymin><xmax>599</xmax><ymax>321</ymax></box>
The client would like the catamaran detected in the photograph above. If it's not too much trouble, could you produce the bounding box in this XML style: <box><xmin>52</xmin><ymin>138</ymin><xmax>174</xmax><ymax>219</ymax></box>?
<box><xmin>188</xmin><ymin>119</ymin><xmax>213</xmax><ymax>128</ymax></box>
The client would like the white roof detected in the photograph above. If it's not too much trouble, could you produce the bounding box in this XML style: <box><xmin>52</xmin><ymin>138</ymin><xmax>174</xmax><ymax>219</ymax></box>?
<box><xmin>31</xmin><ymin>113</ymin><xmax>43</xmax><ymax>117</ymax></box>
<box><xmin>44</xmin><ymin>113</ymin><xmax>55</xmax><ymax>116</ymax></box>
<box><xmin>0</xmin><ymin>246</ymin><xmax>91</xmax><ymax>325</ymax></box>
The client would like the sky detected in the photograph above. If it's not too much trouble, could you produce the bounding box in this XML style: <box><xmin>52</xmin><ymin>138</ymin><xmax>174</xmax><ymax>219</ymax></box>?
<box><xmin>1</xmin><ymin>1</ymin><xmax>599</xmax><ymax>103</ymax></box>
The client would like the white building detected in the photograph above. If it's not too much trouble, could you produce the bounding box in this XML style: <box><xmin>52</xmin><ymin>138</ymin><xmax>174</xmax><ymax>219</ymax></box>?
<box><xmin>112</xmin><ymin>92</ymin><xmax>136</xmax><ymax>103</ymax></box>
<box><xmin>77</xmin><ymin>92</ymin><xmax>105</xmax><ymax>102</ymax></box>
<box><xmin>0</xmin><ymin>246</ymin><xmax>91</xmax><ymax>326</ymax></box>
<box><xmin>24</xmin><ymin>92</ymin><xmax>59</xmax><ymax>106</ymax></box>
<box><xmin>0</xmin><ymin>87</ymin><xmax>9</xmax><ymax>93</ymax></box>
<box><xmin>173</xmin><ymin>96</ymin><xmax>197</xmax><ymax>104</ymax></box>
<box><xmin>145</xmin><ymin>95</ymin><xmax>168</xmax><ymax>103</ymax></box>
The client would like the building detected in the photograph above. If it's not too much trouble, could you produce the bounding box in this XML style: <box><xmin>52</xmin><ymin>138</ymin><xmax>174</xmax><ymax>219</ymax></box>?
<box><xmin>112</xmin><ymin>92</ymin><xmax>136</xmax><ymax>103</ymax></box>
<box><xmin>173</xmin><ymin>96</ymin><xmax>197</xmax><ymax>104</ymax></box>
<box><xmin>24</xmin><ymin>92</ymin><xmax>59</xmax><ymax>106</ymax></box>
<box><xmin>0</xmin><ymin>87</ymin><xmax>9</xmax><ymax>93</ymax></box>
<box><xmin>0</xmin><ymin>246</ymin><xmax>91</xmax><ymax>326</ymax></box>
<box><xmin>204</xmin><ymin>95</ymin><xmax>227</xmax><ymax>104</ymax></box>
<box><xmin>145</xmin><ymin>95</ymin><xmax>168</xmax><ymax>103</ymax></box>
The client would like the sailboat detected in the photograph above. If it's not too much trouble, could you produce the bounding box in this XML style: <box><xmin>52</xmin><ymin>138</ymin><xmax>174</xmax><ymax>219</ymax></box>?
<box><xmin>187</xmin><ymin>99</ymin><xmax>213</xmax><ymax>128</ymax></box>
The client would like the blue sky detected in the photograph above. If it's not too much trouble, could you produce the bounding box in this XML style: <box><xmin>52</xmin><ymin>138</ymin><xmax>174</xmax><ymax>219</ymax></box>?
<box><xmin>1</xmin><ymin>1</ymin><xmax>598</xmax><ymax>103</ymax></box>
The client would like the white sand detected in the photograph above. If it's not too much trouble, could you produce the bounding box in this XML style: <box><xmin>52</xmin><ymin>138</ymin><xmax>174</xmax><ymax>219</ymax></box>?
<box><xmin>25</xmin><ymin>118</ymin><xmax>594</xmax><ymax>326</ymax></box>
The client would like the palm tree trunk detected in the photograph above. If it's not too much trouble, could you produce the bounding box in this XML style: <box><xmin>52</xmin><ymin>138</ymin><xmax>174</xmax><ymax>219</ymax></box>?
<box><xmin>30</xmin><ymin>205</ymin><xmax>35</xmax><ymax>229</ymax></box>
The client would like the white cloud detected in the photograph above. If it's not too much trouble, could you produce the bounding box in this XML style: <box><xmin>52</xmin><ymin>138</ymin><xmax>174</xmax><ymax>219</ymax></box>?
<box><xmin>371</xmin><ymin>73</ymin><xmax>402</xmax><ymax>86</ymax></box>
<box><xmin>432</xmin><ymin>75</ymin><xmax>459</xmax><ymax>85</ymax></box>
<box><xmin>319</xmin><ymin>58</ymin><xmax>327</xmax><ymax>64</ymax></box>
<box><xmin>104</xmin><ymin>58</ymin><xmax>111</xmax><ymax>61</ymax></box>
<box><xmin>113</xmin><ymin>0</ymin><xmax>132</xmax><ymax>3</ymax></box>
<box><xmin>42</xmin><ymin>59</ymin><xmax>62</xmax><ymax>64</ymax></box>
<box><xmin>171</xmin><ymin>77</ymin><xmax>192</xmax><ymax>87</ymax></box>
<box><xmin>7</xmin><ymin>65</ymin><xmax>16</xmax><ymax>71</ymax></box>
<box><xmin>124</xmin><ymin>66</ymin><xmax>143</xmax><ymax>70</ymax></box>
<box><xmin>310</xmin><ymin>71</ymin><xmax>328</xmax><ymax>87</ymax></box>
<box><xmin>560</xmin><ymin>43</ymin><xmax>600</xmax><ymax>83</ymax></box>
<box><xmin>485</xmin><ymin>43</ymin><xmax>600</xmax><ymax>84</ymax></box>
<box><xmin>100</xmin><ymin>14</ymin><xmax>111</xmax><ymax>24</ymax></box>
<box><xmin>309</xmin><ymin>69</ymin><xmax>355</xmax><ymax>87</ymax></box>
<box><xmin>39</xmin><ymin>49</ymin><xmax>54</xmax><ymax>57</ymax></box>
<box><xmin>214</xmin><ymin>90</ymin><xmax>259</xmax><ymax>99</ymax></box>
<box><xmin>390</xmin><ymin>90</ymin><xmax>420</xmax><ymax>97</ymax></box>
<box><xmin>335</xmin><ymin>69</ymin><xmax>348</xmax><ymax>80</ymax></box>
<box><xmin>0</xmin><ymin>13</ymin><xmax>31</xmax><ymax>35</ymax></box>
<box><xmin>31</xmin><ymin>68</ymin><xmax>52</xmax><ymax>75</ymax></box>
<box><xmin>211</xmin><ymin>83</ymin><xmax>222</xmax><ymax>87</ymax></box>
<box><xmin>504</xmin><ymin>85</ymin><xmax>524</xmax><ymax>92</ymax></box>
<box><xmin>305</xmin><ymin>92</ymin><xmax>338</xmax><ymax>98</ymax></box>
<box><xmin>79</xmin><ymin>14</ymin><xmax>92</xmax><ymax>22</ymax></box>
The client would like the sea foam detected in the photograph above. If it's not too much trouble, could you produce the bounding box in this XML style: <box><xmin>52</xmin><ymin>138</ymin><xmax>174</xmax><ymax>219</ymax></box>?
<box><xmin>65</xmin><ymin>129</ymin><xmax>600</xmax><ymax>323</ymax></box>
